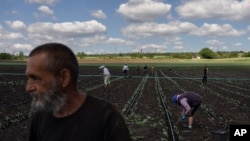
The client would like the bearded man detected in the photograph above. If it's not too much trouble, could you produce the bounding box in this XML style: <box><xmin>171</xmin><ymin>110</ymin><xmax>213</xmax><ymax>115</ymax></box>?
<box><xmin>26</xmin><ymin>43</ymin><xmax>131</xmax><ymax>141</ymax></box>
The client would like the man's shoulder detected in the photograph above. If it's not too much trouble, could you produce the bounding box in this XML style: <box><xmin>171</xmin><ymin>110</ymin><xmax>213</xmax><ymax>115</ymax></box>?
<box><xmin>86</xmin><ymin>95</ymin><xmax>113</xmax><ymax>108</ymax></box>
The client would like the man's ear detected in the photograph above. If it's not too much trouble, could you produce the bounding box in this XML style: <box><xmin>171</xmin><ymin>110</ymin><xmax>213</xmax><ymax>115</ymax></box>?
<box><xmin>59</xmin><ymin>69</ymin><xmax>71</xmax><ymax>88</ymax></box>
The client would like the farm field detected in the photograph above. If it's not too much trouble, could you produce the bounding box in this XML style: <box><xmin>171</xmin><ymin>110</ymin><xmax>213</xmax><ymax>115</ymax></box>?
<box><xmin>0</xmin><ymin>64</ymin><xmax>250</xmax><ymax>141</ymax></box>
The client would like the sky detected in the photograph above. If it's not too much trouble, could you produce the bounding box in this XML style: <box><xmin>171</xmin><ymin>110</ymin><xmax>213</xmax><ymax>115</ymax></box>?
<box><xmin>1</xmin><ymin>0</ymin><xmax>250</xmax><ymax>55</ymax></box>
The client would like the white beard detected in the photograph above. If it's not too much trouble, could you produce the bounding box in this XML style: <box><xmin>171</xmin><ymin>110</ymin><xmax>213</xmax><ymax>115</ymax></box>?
<box><xmin>30</xmin><ymin>79</ymin><xmax>67</xmax><ymax>113</ymax></box>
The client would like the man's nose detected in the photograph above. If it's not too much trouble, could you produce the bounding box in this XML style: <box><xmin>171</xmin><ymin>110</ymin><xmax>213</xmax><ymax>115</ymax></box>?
<box><xmin>26</xmin><ymin>80</ymin><xmax>35</xmax><ymax>93</ymax></box>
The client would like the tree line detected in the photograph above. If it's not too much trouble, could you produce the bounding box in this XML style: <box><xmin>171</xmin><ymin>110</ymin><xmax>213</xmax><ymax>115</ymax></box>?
<box><xmin>0</xmin><ymin>48</ymin><xmax>249</xmax><ymax>60</ymax></box>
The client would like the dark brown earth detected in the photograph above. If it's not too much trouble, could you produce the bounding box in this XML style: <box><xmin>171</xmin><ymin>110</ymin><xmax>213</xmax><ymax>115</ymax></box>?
<box><xmin>0</xmin><ymin>65</ymin><xmax>250</xmax><ymax>141</ymax></box>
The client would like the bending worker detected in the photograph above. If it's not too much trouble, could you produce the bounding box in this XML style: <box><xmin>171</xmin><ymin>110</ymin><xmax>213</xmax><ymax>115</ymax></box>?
<box><xmin>171</xmin><ymin>91</ymin><xmax>202</xmax><ymax>129</ymax></box>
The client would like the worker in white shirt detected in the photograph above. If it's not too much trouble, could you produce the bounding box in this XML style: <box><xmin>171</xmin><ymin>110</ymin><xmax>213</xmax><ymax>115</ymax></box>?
<box><xmin>99</xmin><ymin>65</ymin><xmax>111</xmax><ymax>87</ymax></box>
<box><xmin>122</xmin><ymin>64</ymin><xmax>129</xmax><ymax>78</ymax></box>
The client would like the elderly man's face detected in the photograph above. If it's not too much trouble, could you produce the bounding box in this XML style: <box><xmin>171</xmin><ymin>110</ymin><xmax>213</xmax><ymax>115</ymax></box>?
<box><xmin>25</xmin><ymin>53</ymin><xmax>66</xmax><ymax>112</ymax></box>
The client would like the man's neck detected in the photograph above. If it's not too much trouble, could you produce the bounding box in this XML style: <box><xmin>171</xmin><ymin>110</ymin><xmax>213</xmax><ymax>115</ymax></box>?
<box><xmin>53</xmin><ymin>90</ymin><xmax>86</xmax><ymax>118</ymax></box>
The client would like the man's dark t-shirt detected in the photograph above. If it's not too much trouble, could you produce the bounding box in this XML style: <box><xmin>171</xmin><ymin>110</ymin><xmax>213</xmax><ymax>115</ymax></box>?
<box><xmin>29</xmin><ymin>95</ymin><xmax>131</xmax><ymax>141</ymax></box>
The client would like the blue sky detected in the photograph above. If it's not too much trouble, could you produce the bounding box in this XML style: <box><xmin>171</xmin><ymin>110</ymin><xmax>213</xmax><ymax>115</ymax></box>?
<box><xmin>1</xmin><ymin>0</ymin><xmax>250</xmax><ymax>55</ymax></box>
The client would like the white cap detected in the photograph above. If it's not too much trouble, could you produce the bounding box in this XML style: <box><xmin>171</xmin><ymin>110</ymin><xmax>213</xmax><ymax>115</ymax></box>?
<box><xmin>99</xmin><ymin>65</ymin><xmax>105</xmax><ymax>69</ymax></box>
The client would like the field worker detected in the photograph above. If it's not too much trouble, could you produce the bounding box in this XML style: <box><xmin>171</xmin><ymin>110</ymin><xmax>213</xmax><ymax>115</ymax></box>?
<box><xmin>143</xmin><ymin>65</ymin><xmax>148</xmax><ymax>75</ymax></box>
<box><xmin>26</xmin><ymin>43</ymin><xmax>131</xmax><ymax>141</ymax></box>
<box><xmin>151</xmin><ymin>65</ymin><xmax>155</xmax><ymax>74</ymax></box>
<box><xmin>122</xmin><ymin>63</ymin><xmax>129</xmax><ymax>78</ymax></box>
<box><xmin>136</xmin><ymin>65</ymin><xmax>141</xmax><ymax>75</ymax></box>
<box><xmin>99</xmin><ymin>65</ymin><xmax>111</xmax><ymax>88</ymax></box>
<box><xmin>202</xmin><ymin>64</ymin><xmax>208</xmax><ymax>84</ymax></box>
<box><xmin>171</xmin><ymin>92</ymin><xmax>202</xmax><ymax>129</ymax></box>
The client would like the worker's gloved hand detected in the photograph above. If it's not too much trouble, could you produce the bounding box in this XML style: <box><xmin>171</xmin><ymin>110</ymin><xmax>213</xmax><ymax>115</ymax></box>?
<box><xmin>181</xmin><ymin>115</ymin><xmax>187</xmax><ymax>120</ymax></box>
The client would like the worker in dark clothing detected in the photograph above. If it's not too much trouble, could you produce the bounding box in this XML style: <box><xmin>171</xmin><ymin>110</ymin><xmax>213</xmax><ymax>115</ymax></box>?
<box><xmin>171</xmin><ymin>92</ymin><xmax>202</xmax><ymax>129</ymax></box>
<box><xmin>202</xmin><ymin>64</ymin><xmax>208</xmax><ymax>84</ymax></box>
<box><xmin>143</xmin><ymin>65</ymin><xmax>148</xmax><ymax>75</ymax></box>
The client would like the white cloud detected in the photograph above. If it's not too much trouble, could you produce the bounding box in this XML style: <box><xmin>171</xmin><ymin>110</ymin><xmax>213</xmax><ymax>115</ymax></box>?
<box><xmin>0</xmin><ymin>26</ymin><xmax>27</xmax><ymax>53</ymax></box>
<box><xmin>164</xmin><ymin>36</ymin><xmax>182</xmax><ymax>43</ymax></box>
<box><xmin>140</xmin><ymin>43</ymin><xmax>165</xmax><ymax>49</ymax></box>
<box><xmin>78</xmin><ymin>35</ymin><xmax>107</xmax><ymax>47</ymax></box>
<box><xmin>0</xmin><ymin>25</ymin><xmax>3</xmax><ymax>31</ymax></box>
<box><xmin>205</xmin><ymin>39</ymin><xmax>225</xmax><ymax>50</ymax></box>
<box><xmin>5</xmin><ymin>20</ymin><xmax>26</xmax><ymax>31</ymax></box>
<box><xmin>205</xmin><ymin>40</ymin><xmax>231</xmax><ymax>51</ymax></box>
<box><xmin>117</xmin><ymin>0</ymin><xmax>171</xmax><ymax>22</ymax></box>
<box><xmin>122</xmin><ymin>21</ymin><xmax>243</xmax><ymax>42</ymax></box>
<box><xmin>11</xmin><ymin>10</ymin><xmax>18</xmax><ymax>14</ymax></box>
<box><xmin>136</xmin><ymin>43</ymin><xmax>167</xmax><ymax>53</ymax></box>
<box><xmin>91</xmin><ymin>10</ymin><xmax>107</xmax><ymax>19</ymax></box>
<box><xmin>106</xmin><ymin>38</ymin><xmax>126</xmax><ymax>44</ymax></box>
<box><xmin>176</xmin><ymin>0</ymin><xmax>250</xmax><ymax>21</ymax></box>
<box><xmin>190</xmin><ymin>23</ymin><xmax>245</xmax><ymax>37</ymax></box>
<box><xmin>13</xmin><ymin>43</ymin><xmax>33</xmax><ymax>50</ymax></box>
<box><xmin>26</xmin><ymin>0</ymin><xmax>58</xmax><ymax>5</ymax></box>
<box><xmin>38</xmin><ymin>5</ymin><xmax>54</xmax><ymax>15</ymax></box>
<box><xmin>234</xmin><ymin>42</ymin><xmax>242</xmax><ymax>46</ymax></box>
<box><xmin>28</xmin><ymin>20</ymin><xmax>106</xmax><ymax>39</ymax></box>
<box><xmin>122</xmin><ymin>21</ymin><xmax>196</xmax><ymax>38</ymax></box>
<box><xmin>5</xmin><ymin>33</ymin><xmax>24</xmax><ymax>40</ymax></box>
<box><xmin>206</xmin><ymin>39</ymin><xmax>224</xmax><ymax>46</ymax></box>
<box><xmin>0</xmin><ymin>26</ymin><xmax>24</xmax><ymax>40</ymax></box>
<box><xmin>1</xmin><ymin>20</ymin><xmax>108</xmax><ymax>54</ymax></box>
<box><xmin>163</xmin><ymin>36</ymin><xmax>183</xmax><ymax>51</ymax></box>
<box><xmin>174</xmin><ymin>45</ymin><xmax>183</xmax><ymax>50</ymax></box>
<box><xmin>221</xmin><ymin>46</ymin><xmax>228</xmax><ymax>50</ymax></box>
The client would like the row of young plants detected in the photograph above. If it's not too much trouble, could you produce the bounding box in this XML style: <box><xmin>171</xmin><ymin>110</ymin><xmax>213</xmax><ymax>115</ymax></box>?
<box><xmin>77</xmin><ymin>76</ymin><xmax>101</xmax><ymax>90</ymax></box>
<box><xmin>0</xmin><ymin>79</ymin><xmax>26</xmax><ymax>86</ymax></box>
<box><xmin>221</xmin><ymin>79</ymin><xmax>250</xmax><ymax>93</ymax></box>
<box><xmin>200</xmin><ymin>104</ymin><xmax>230</xmax><ymax>129</ymax></box>
<box><xmin>124</xmin><ymin>73</ymin><xmax>175</xmax><ymax>141</ymax></box>
<box><xmin>208</xmin><ymin>80</ymin><xmax>250</xmax><ymax>100</ymax></box>
<box><xmin>0</xmin><ymin>75</ymin><xmax>32</xmax><ymax>129</ymax></box>
<box><xmin>121</xmin><ymin>76</ymin><xmax>148</xmax><ymax>140</ymax></box>
<box><xmin>154</xmin><ymin>71</ymin><xmax>182</xmax><ymax>141</ymax></box>
<box><xmin>0</xmin><ymin>110</ymin><xmax>31</xmax><ymax>130</ymax></box>
<box><xmin>0</xmin><ymin>74</ymin><xmax>31</xmax><ymax>124</ymax></box>
<box><xmin>122</xmin><ymin>76</ymin><xmax>148</xmax><ymax>117</ymax></box>
<box><xmin>83</xmin><ymin>77</ymin><xmax>122</xmax><ymax>92</ymax></box>
<box><xmin>100</xmin><ymin>79</ymin><xmax>132</xmax><ymax>100</ymax></box>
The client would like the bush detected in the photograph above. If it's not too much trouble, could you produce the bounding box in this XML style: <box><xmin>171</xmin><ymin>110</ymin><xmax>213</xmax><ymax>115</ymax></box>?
<box><xmin>199</xmin><ymin>48</ymin><xmax>217</xmax><ymax>59</ymax></box>
<box><xmin>0</xmin><ymin>53</ymin><xmax>12</xmax><ymax>60</ymax></box>
<box><xmin>242</xmin><ymin>52</ymin><xmax>250</xmax><ymax>57</ymax></box>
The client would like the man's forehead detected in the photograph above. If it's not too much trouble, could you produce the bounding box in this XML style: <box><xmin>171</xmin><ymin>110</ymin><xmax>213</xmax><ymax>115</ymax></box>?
<box><xmin>29</xmin><ymin>52</ymin><xmax>48</xmax><ymax>58</ymax></box>
<box><xmin>26</xmin><ymin>53</ymin><xmax>48</xmax><ymax>70</ymax></box>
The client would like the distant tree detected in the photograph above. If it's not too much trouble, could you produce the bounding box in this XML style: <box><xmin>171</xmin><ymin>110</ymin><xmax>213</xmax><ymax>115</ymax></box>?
<box><xmin>145</xmin><ymin>53</ymin><xmax>154</xmax><ymax>59</ymax></box>
<box><xmin>130</xmin><ymin>53</ymin><xmax>142</xmax><ymax>59</ymax></box>
<box><xmin>217</xmin><ymin>51</ymin><xmax>239</xmax><ymax>58</ymax></box>
<box><xmin>18</xmin><ymin>51</ymin><xmax>25</xmax><ymax>60</ymax></box>
<box><xmin>199</xmin><ymin>48</ymin><xmax>217</xmax><ymax>59</ymax></box>
<box><xmin>0</xmin><ymin>53</ymin><xmax>12</xmax><ymax>60</ymax></box>
<box><xmin>77</xmin><ymin>52</ymin><xmax>86</xmax><ymax>59</ymax></box>
<box><xmin>242</xmin><ymin>52</ymin><xmax>250</xmax><ymax>57</ymax></box>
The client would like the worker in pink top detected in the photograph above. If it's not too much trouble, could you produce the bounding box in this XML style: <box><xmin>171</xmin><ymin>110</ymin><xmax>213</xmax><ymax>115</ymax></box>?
<box><xmin>171</xmin><ymin>92</ymin><xmax>202</xmax><ymax>129</ymax></box>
